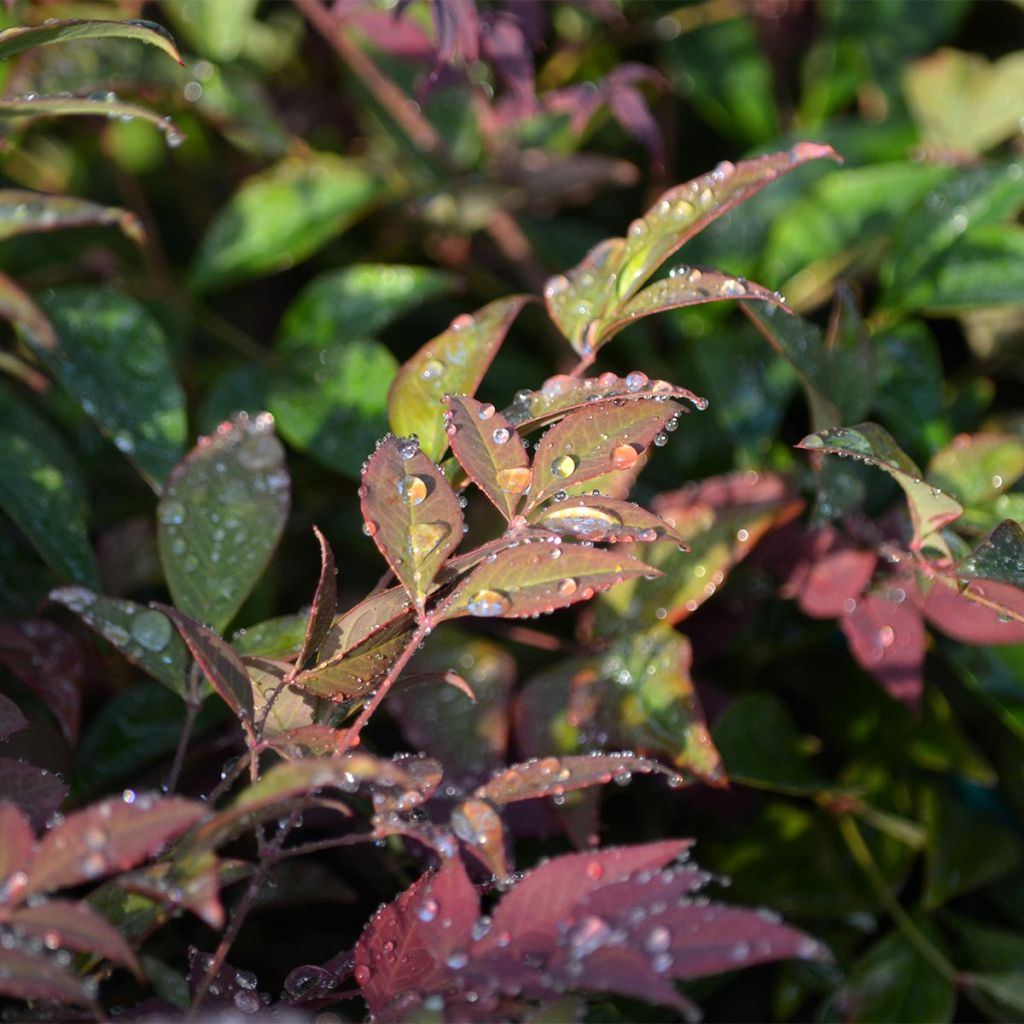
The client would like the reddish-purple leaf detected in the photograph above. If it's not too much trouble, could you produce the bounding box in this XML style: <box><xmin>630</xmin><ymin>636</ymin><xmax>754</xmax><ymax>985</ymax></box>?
<box><xmin>6</xmin><ymin>899</ymin><xmax>142</xmax><ymax>976</ymax></box>
<box><xmin>784</xmin><ymin>527</ymin><xmax>877</xmax><ymax>619</ymax></box>
<box><xmin>544</xmin><ymin>143</ymin><xmax>840</xmax><ymax>353</ymax></box>
<box><xmin>440</xmin><ymin>541</ymin><xmax>659</xmax><ymax>620</ymax></box>
<box><xmin>0</xmin><ymin>620</ymin><xmax>83</xmax><ymax>741</ymax></box>
<box><xmin>450</xmin><ymin>798</ymin><xmax>507</xmax><ymax>879</ymax></box>
<box><xmin>158</xmin><ymin>605</ymin><xmax>254</xmax><ymax>723</ymax></box>
<box><xmin>297</xmin><ymin>526</ymin><xmax>338</xmax><ymax>671</ymax></box>
<box><xmin>0</xmin><ymin>803</ymin><xmax>34</xmax><ymax>891</ymax></box>
<box><xmin>0</xmin><ymin>760</ymin><xmax>67</xmax><ymax>832</ymax></box>
<box><xmin>388</xmin><ymin>296</ymin><xmax>532</xmax><ymax>460</ymax></box>
<box><xmin>531</xmin><ymin>495</ymin><xmax>686</xmax><ymax>545</ymax></box>
<box><xmin>445</xmin><ymin>396</ymin><xmax>531</xmax><ymax>521</ymax></box>
<box><xmin>504</xmin><ymin>370</ymin><xmax>706</xmax><ymax>433</ymax></box>
<box><xmin>118</xmin><ymin>850</ymin><xmax>227</xmax><ymax>931</ymax></box>
<box><xmin>476</xmin><ymin>753</ymin><xmax>672</xmax><ymax>805</ymax></box>
<box><xmin>0</xmin><ymin>947</ymin><xmax>95</xmax><ymax>1006</ymax></box>
<box><xmin>317</xmin><ymin>585</ymin><xmax>413</xmax><ymax>661</ymax></box>
<box><xmin>840</xmin><ymin>592</ymin><xmax>925</xmax><ymax>705</ymax></box>
<box><xmin>430</xmin><ymin>0</ymin><xmax>478</xmax><ymax>63</ymax></box>
<box><xmin>525</xmin><ymin>400</ymin><xmax>683</xmax><ymax>512</ymax></box>
<box><xmin>266</xmin><ymin>724</ymin><xmax>348</xmax><ymax>759</ymax></box>
<box><xmin>361</xmin><ymin>436</ymin><xmax>464</xmax><ymax>608</ymax></box>
<box><xmin>0</xmin><ymin>692</ymin><xmax>27</xmax><ymax>740</ymax></box>
<box><xmin>919</xmin><ymin>578</ymin><xmax>1024</xmax><ymax>645</ymax></box>
<box><xmin>27</xmin><ymin>794</ymin><xmax>205</xmax><ymax>895</ymax></box>
<box><xmin>355</xmin><ymin>857</ymin><xmax>480</xmax><ymax>1019</ymax></box>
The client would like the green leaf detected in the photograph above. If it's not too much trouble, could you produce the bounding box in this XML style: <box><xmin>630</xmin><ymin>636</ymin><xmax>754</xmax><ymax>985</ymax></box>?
<box><xmin>388</xmin><ymin>296</ymin><xmax>531</xmax><ymax>461</ymax></box>
<box><xmin>530</xmin><ymin>495</ymin><xmax>685</xmax><ymax>545</ymax></box>
<box><xmin>360</xmin><ymin>435</ymin><xmax>464</xmax><ymax>608</ymax></box>
<box><xmin>0</xmin><ymin>381</ymin><xmax>99</xmax><ymax>587</ymax></box>
<box><xmin>797</xmin><ymin>423</ymin><xmax>962</xmax><ymax>555</ymax></box>
<box><xmin>0</xmin><ymin>95</ymin><xmax>183</xmax><ymax>145</ymax></box>
<box><xmin>544</xmin><ymin>143</ymin><xmax>840</xmax><ymax>355</ymax></box>
<box><xmin>158</xmin><ymin>413</ymin><xmax>290</xmax><ymax>633</ymax></box>
<box><xmin>278</xmin><ymin>264</ymin><xmax>454</xmax><ymax>345</ymax></box>
<box><xmin>967</xmin><ymin>973</ymin><xmax>1024</xmax><ymax>1016</ymax></box>
<box><xmin>49</xmin><ymin>588</ymin><xmax>188</xmax><ymax>696</ymax></box>
<box><xmin>232</xmin><ymin>612</ymin><xmax>308</xmax><ymax>659</ymax></box>
<box><xmin>160</xmin><ymin>0</ymin><xmax>256</xmax><ymax>62</ymax></box>
<box><xmin>269</xmin><ymin>337</ymin><xmax>397</xmax><ymax>480</ymax></box>
<box><xmin>189</xmin><ymin>154</ymin><xmax>387</xmax><ymax>292</ymax></box>
<box><xmin>713</xmin><ymin>694</ymin><xmax>824</xmax><ymax>794</ymax></box>
<box><xmin>0</xmin><ymin>189</ymin><xmax>144</xmax><ymax>243</ymax></box>
<box><xmin>928</xmin><ymin>434</ymin><xmax>1024</xmax><ymax>508</ymax></box>
<box><xmin>957</xmin><ymin>521</ymin><xmax>1024</xmax><ymax>589</ymax></box>
<box><xmin>32</xmin><ymin>289</ymin><xmax>186</xmax><ymax>491</ymax></box>
<box><xmin>0</xmin><ymin>17</ymin><xmax>183</xmax><ymax>64</ymax></box>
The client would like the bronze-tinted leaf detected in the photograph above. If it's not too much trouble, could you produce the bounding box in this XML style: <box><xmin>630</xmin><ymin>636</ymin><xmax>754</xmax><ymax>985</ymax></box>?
<box><xmin>246</xmin><ymin>657</ymin><xmax>319</xmax><ymax>739</ymax></box>
<box><xmin>0</xmin><ymin>269</ymin><xmax>56</xmax><ymax>351</ymax></box>
<box><xmin>0</xmin><ymin>189</ymin><xmax>144</xmax><ymax>244</ymax></box>
<box><xmin>27</xmin><ymin>795</ymin><xmax>205</xmax><ymax>895</ymax></box>
<box><xmin>531</xmin><ymin>495</ymin><xmax>686</xmax><ymax>545</ymax></box>
<box><xmin>0</xmin><ymin>17</ymin><xmax>183</xmax><ymax>64</ymax></box>
<box><xmin>0</xmin><ymin>802</ymin><xmax>34</xmax><ymax>889</ymax></box>
<box><xmin>0</xmin><ymin>948</ymin><xmax>94</xmax><ymax>1006</ymax></box>
<box><xmin>388</xmin><ymin>296</ymin><xmax>531</xmax><ymax>460</ymax></box>
<box><xmin>440</xmin><ymin>541</ymin><xmax>658</xmax><ymax>620</ymax></box>
<box><xmin>445</xmin><ymin>396</ymin><xmax>530</xmax><ymax>521</ymax></box>
<box><xmin>297</xmin><ymin>526</ymin><xmax>338</xmax><ymax>671</ymax></box>
<box><xmin>526</xmin><ymin>400</ymin><xmax>683</xmax><ymax>512</ymax></box>
<box><xmin>360</xmin><ymin>436</ymin><xmax>464</xmax><ymax>608</ymax></box>
<box><xmin>317</xmin><ymin>585</ymin><xmax>413</xmax><ymax>662</ymax></box>
<box><xmin>450</xmin><ymin>798</ymin><xmax>508</xmax><ymax>879</ymax></box>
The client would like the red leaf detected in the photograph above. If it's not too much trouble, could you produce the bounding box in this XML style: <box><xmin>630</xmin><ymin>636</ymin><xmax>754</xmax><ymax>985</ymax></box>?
<box><xmin>0</xmin><ymin>947</ymin><xmax>95</xmax><ymax>1006</ymax></box>
<box><xmin>439</xmin><ymin>540</ymin><xmax>659</xmax><ymax>620</ymax></box>
<box><xmin>0</xmin><ymin>759</ymin><xmax>67</xmax><ymax>831</ymax></box>
<box><xmin>297</xmin><ymin>525</ymin><xmax>338</xmax><ymax>670</ymax></box>
<box><xmin>0</xmin><ymin>693</ymin><xmax>27</xmax><ymax>740</ymax></box>
<box><xmin>445</xmin><ymin>395</ymin><xmax>531</xmax><ymax>521</ymax></box>
<box><xmin>526</xmin><ymin>400</ymin><xmax>683</xmax><ymax>512</ymax></box>
<box><xmin>0</xmin><ymin>620</ymin><xmax>83</xmax><ymax>741</ymax></box>
<box><xmin>784</xmin><ymin>527</ymin><xmax>877</xmax><ymax>619</ymax></box>
<box><xmin>360</xmin><ymin>436</ymin><xmax>464</xmax><ymax>608</ymax></box>
<box><xmin>0</xmin><ymin>803</ymin><xmax>34</xmax><ymax>892</ymax></box>
<box><xmin>6</xmin><ymin>899</ymin><xmax>142</xmax><ymax>976</ymax></box>
<box><xmin>355</xmin><ymin>857</ymin><xmax>480</xmax><ymax>1019</ymax></box>
<box><xmin>26</xmin><ymin>794</ymin><xmax>205</xmax><ymax>895</ymax></box>
<box><xmin>531</xmin><ymin>495</ymin><xmax>686</xmax><ymax>545</ymax></box>
<box><xmin>158</xmin><ymin>605</ymin><xmax>255</xmax><ymax>722</ymax></box>
<box><xmin>919</xmin><ymin>578</ymin><xmax>1024</xmax><ymax>645</ymax></box>
<box><xmin>840</xmin><ymin>592</ymin><xmax>925</xmax><ymax>705</ymax></box>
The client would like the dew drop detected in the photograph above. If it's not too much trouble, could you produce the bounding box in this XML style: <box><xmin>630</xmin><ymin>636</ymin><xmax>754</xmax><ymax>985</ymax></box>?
<box><xmin>410</xmin><ymin>521</ymin><xmax>449</xmax><ymax>559</ymax></box>
<box><xmin>496</xmin><ymin>467</ymin><xmax>532</xmax><ymax>495</ymax></box>
<box><xmin>421</xmin><ymin>359</ymin><xmax>445</xmax><ymax>381</ymax></box>
<box><xmin>558</xmin><ymin>578</ymin><xmax>578</xmax><ymax>596</ymax></box>
<box><xmin>467</xmin><ymin>589</ymin><xmax>511</xmax><ymax>617</ymax></box>
<box><xmin>877</xmin><ymin>625</ymin><xmax>895</xmax><ymax>648</ymax></box>
<box><xmin>492</xmin><ymin>427</ymin><xmax>511</xmax><ymax>445</ymax></box>
<box><xmin>611</xmin><ymin>443</ymin><xmax>640</xmax><ymax>470</ymax></box>
<box><xmin>417</xmin><ymin>898</ymin><xmax>439</xmax><ymax>922</ymax></box>
<box><xmin>398</xmin><ymin>475</ymin><xmax>428</xmax><ymax>506</ymax></box>
<box><xmin>625</xmin><ymin>371</ymin><xmax>649</xmax><ymax>392</ymax></box>
<box><xmin>477</xmin><ymin>403</ymin><xmax>495</xmax><ymax>420</ymax></box>
<box><xmin>160</xmin><ymin>500</ymin><xmax>186</xmax><ymax>525</ymax></box>
<box><xmin>645</xmin><ymin>925</ymin><xmax>671</xmax><ymax>954</ymax></box>
<box><xmin>550</xmin><ymin>454</ymin><xmax>578</xmax><ymax>479</ymax></box>
<box><xmin>130</xmin><ymin>610</ymin><xmax>172</xmax><ymax>653</ymax></box>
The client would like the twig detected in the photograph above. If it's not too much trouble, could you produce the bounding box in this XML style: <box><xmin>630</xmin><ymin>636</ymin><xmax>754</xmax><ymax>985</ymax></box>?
<box><xmin>165</xmin><ymin>666</ymin><xmax>203</xmax><ymax>794</ymax></box>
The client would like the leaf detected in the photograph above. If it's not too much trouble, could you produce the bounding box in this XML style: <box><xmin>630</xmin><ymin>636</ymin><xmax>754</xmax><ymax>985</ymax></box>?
<box><xmin>544</xmin><ymin>143</ymin><xmax>840</xmax><ymax>354</ymax></box>
<box><xmin>967</xmin><ymin>972</ymin><xmax>1024</xmax><ymax>1016</ymax></box>
<box><xmin>0</xmin><ymin>17</ymin><xmax>183</xmax><ymax>64</ymax></box>
<box><xmin>7</xmin><ymin>900</ymin><xmax>142</xmax><ymax>976</ymax></box>
<box><xmin>360</xmin><ymin>435</ymin><xmax>464</xmax><ymax>608</ymax></box>
<box><xmin>445</xmin><ymin>396</ymin><xmax>530</xmax><ymax>521</ymax></box>
<box><xmin>525</xmin><ymin>400</ymin><xmax>684</xmax><ymax>512</ymax></box>
<box><xmin>189</xmin><ymin>153</ymin><xmax>387</xmax><ymax>292</ymax></box>
<box><xmin>317</xmin><ymin>586</ymin><xmax>414</xmax><ymax>662</ymax></box>
<box><xmin>928</xmin><ymin>434</ymin><xmax>1024</xmax><ymax>508</ymax></box>
<box><xmin>476</xmin><ymin>753</ymin><xmax>673</xmax><ymax>805</ymax></box>
<box><xmin>450</xmin><ymin>797</ymin><xmax>508</xmax><ymax>879</ymax></box>
<box><xmin>0</xmin><ymin>95</ymin><xmax>184</xmax><ymax>143</ymax></box>
<box><xmin>161</xmin><ymin>0</ymin><xmax>256</xmax><ymax>62</ymax></box>
<box><xmin>0</xmin><ymin>947</ymin><xmax>95</xmax><ymax>1006</ymax></box>
<box><xmin>0</xmin><ymin>270</ymin><xmax>56</xmax><ymax>353</ymax></box>
<box><xmin>783</xmin><ymin>526</ymin><xmax>877</xmax><ymax>619</ymax></box>
<box><xmin>158</xmin><ymin>413</ymin><xmax>290</xmax><ymax>633</ymax></box>
<box><xmin>0</xmin><ymin>381</ymin><xmax>100</xmax><ymax>587</ymax></box>
<box><xmin>0</xmin><ymin>693</ymin><xmax>27</xmax><ymax>740</ymax></box>
<box><xmin>158</xmin><ymin>606</ymin><xmax>254</xmax><ymax>722</ymax></box>
<box><xmin>440</xmin><ymin>541</ymin><xmax>658</xmax><ymax>620</ymax></box>
<box><xmin>26</xmin><ymin>795</ymin><xmax>205</xmax><ymax>895</ymax></box>
<box><xmin>0</xmin><ymin>803</ymin><xmax>34</xmax><ymax>885</ymax></box>
<box><xmin>503</xmin><ymin>370</ymin><xmax>707</xmax><ymax>433</ymax></box>
<box><xmin>50</xmin><ymin>588</ymin><xmax>189</xmax><ymax>696</ymax></box>
<box><xmin>958</xmin><ymin>520</ymin><xmax>1024</xmax><ymax>589</ymax></box>
<box><xmin>797</xmin><ymin>423</ymin><xmax>963</xmax><ymax>555</ymax></box>
<box><xmin>388</xmin><ymin>296</ymin><xmax>531</xmax><ymax>461</ymax></box>
<box><xmin>0</xmin><ymin>760</ymin><xmax>67</xmax><ymax>832</ymax></box>
<box><xmin>297</xmin><ymin>527</ymin><xmax>337</xmax><ymax>671</ymax></box>
<box><xmin>0</xmin><ymin>189</ymin><xmax>144</xmax><ymax>243</ymax></box>
<box><xmin>713</xmin><ymin>694</ymin><xmax>825</xmax><ymax>794</ymax></box>
<box><xmin>247</xmin><ymin>658</ymin><xmax>318</xmax><ymax>740</ymax></box>
<box><xmin>354</xmin><ymin>857</ymin><xmax>480</xmax><ymax>1020</ymax></box>
<box><xmin>29</xmin><ymin>289</ymin><xmax>186</xmax><ymax>490</ymax></box>
<box><xmin>232</xmin><ymin>611</ymin><xmax>308</xmax><ymax>659</ymax></box>
<box><xmin>531</xmin><ymin>495</ymin><xmax>685</xmax><ymax>545</ymax></box>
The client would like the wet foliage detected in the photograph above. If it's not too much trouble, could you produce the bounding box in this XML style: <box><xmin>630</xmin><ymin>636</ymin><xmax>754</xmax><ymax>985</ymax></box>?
<box><xmin>0</xmin><ymin>1</ymin><xmax>1023</xmax><ymax>1021</ymax></box>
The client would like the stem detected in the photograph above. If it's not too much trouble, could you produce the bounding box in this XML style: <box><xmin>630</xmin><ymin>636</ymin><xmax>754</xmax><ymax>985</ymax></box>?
<box><xmin>165</xmin><ymin>667</ymin><xmax>202</xmax><ymax>795</ymax></box>
<box><xmin>204</xmin><ymin>750</ymin><xmax>251</xmax><ymax>807</ymax></box>
<box><xmin>838</xmin><ymin>814</ymin><xmax>958</xmax><ymax>984</ymax></box>
<box><xmin>275</xmin><ymin>830</ymin><xmax>376</xmax><ymax>862</ymax></box>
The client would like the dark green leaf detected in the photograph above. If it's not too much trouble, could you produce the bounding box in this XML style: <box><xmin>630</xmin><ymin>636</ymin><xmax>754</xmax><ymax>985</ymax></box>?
<box><xmin>0</xmin><ymin>17</ymin><xmax>182</xmax><ymax>64</ymax></box>
<box><xmin>231</xmin><ymin>611</ymin><xmax>308</xmax><ymax>659</ymax></box>
<box><xmin>0</xmin><ymin>95</ymin><xmax>183</xmax><ymax>144</ymax></box>
<box><xmin>0</xmin><ymin>268</ymin><xmax>56</xmax><ymax>351</ymax></box>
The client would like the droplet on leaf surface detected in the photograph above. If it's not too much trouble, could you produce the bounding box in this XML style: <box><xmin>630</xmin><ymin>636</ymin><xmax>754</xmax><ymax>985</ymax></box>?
<box><xmin>550</xmin><ymin>454</ymin><xmax>578</xmax><ymax>479</ymax></box>
<box><xmin>467</xmin><ymin>589</ymin><xmax>511</xmax><ymax>617</ymax></box>
<box><xmin>398</xmin><ymin>475</ymin><xmax>428</xmax><ymax>506</ymax></box>
<box><xmin>496</xmin><ymin>467</ymin><xmax>532</xmax><ymax>495</ymax></box>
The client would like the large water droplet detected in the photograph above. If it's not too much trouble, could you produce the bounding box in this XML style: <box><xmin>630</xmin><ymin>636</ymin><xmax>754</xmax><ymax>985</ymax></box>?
<box><xmin>611</xmin><ymin>443</ymin><xmax>640</xmax><ymax>470</ymax></box>
<box><xmin>420</xmin><ymin>359</ymin><xmax>444</xmax><ymax>381</ymax></box>
<box><xmin>467</xmin><ymin>589</ymin><xmax>510</xmax><ymax>617</ymax></box>
<box><xmin>558</xmin><ymin>578</ymin><xmax>578</xmax><ymax>596</ymax></box>
<box><xmin>497</xmin><ymin>467</ymin><xmax>532</xmax><ymax>495</ymax></box>
<box><xmin>492</xmin><ymin>427</ymin><xmax>511</xmax><ymax>445</ymax></box>
<box><xmin>550</xmin><ymin>454</ymin><xmax>578</xmax><ymax>479</ymax></box>
<box><xmin>398</xmin><ymin>475</ymin><xmax>428</xmax><ymax>506</ymax></box>
<box><xmin>625</xmin><ymin>371</ymin><xmax>649</xmax><ymax>392</ymax></box>
<box><xmin>645</xmin><ymin>925</ymin><xmax>671</xmax><ymax>954</ymax></box>
<box><xmin>130</xmin><ymin>610</ymin><xmax>172</xmax><ymax>652</ymax></box>
<box><xmin>718</xmin><ymin>278</ymin><xmax>746</xmax><ymax>297</ymax></box>
<box><xmin>410</xmin><ymin>522</ymin><xmax>449</xmax><ymax>560</ymax></box>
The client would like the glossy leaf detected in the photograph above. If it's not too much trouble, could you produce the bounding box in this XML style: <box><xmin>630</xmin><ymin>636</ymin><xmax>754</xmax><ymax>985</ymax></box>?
<box><xmin>0</xmin><ymin>948</ymin><xmax>94</xmax><ymax>1006</ymax></box>
<box><xmin>0</xmin><ymin>95</ymin><xmax>183</xmax><ymax>143</ymax></box>
<box><xmin>928</xmin><ymin>434</ymin><xmax>1024</xmax><ymax>508</ymax></box>
<box><xmin>450</xmin><ymin>797</ymin><xmax>508</xmax><ymax>879</ymax></box>
<box><xmin>7</xmin><ymin>900</ymin><xmax>142</xmax><ymax>976</ymax></box>
<box><xmin>388</xmin><ymin>296</ymin><xmax>531</xmax><ymax>460</ymax></box>
<box><xmin>297</xmin><ymin>527</ymin><xmax>337</xmax><ymax>671</ymax></box>
<box><xmin>30</xmin><ymin>289</ymin><xmax>186</xmax><ymax>490</ymax></box>
<box><xmin>317</xmin><ymin>586</ymin><xmax>414</xmax><ymax>662</ymax></box>
<box><xmin>476</xmin><ymin>753</ymin><xmax>672</xmax><ymax>805</ymax></box>
<box><xmin>0</xmin><ymin>803</ymin><xmax>34</xmax><ymax>885</ymax></box>
<box><xmin>360</xmin><ymin>436</ymin><xmax>464</xmax><ymax>607</ymax></box>
<box><xmin>158</xmin><ymin>606</ymin><xmax>254</xmax><ymax>722</ymax></box>
<box><xmin>232</xmin><ymin>611</ymin><xmax>308</xmax><ymax>659</ymax></box>
<box><xmin>190</xmin><ymin>154</ymin><xmax>386</xmax><ymax>292</ymax></box>
<box><xmin>544</xmin><ymin>143</ymin><xmax>840</xmax><ymax>353</ymax></box>
<box><xmin>445</xmin><ymin>396</ymin><xmax>530</xmax><ymax>520</ymax></box>
<box><xmin>503</xmin><ymin>370</ymin><xmax>706</xmax><ymax>432</ymax></box>
<box><xmin>26</xmin><ymin>795</ymin><xmax>204</xmax><ymax>895</ymax></box>
<box><xmin>531</xmin><ymin>495</ymin><xmax>685</xmax><ymax>545</ymax></box>
<box><xmin>797</xmin><ymin>423</ymin><xmax>962</xmax><ymax>554</ymax></box>
<box><xmin>158</xmin><ymin>413</ymin><xmax>290</xmax><ymax>633</ymax></box>
<box><xmin>247</xmin><ymin>658</ymin><xmax>318</xmax><ymax>740</ymax></box>
<box><xmin>957</xmin><ymin>520</ymin><xmax>1024</xmax><ymax>589</ymax></box>
<box><xmin>441</xmin><ymin>541</ymin><xmax>658</xmax><ymax>620</ymax></box>
<box><xmin>0</xmin><ymin>381</ymin><xmax>99</xmax><ymax>587</ymax></box>
<box><xmin>526</xmin><ymin>399</ymin><xmax>683</xmax><ymax>512</ymax></box>
<box><xmin>0</xmin><ymin>17</ymin><xmax>183</xmax><ymax>63</ymax></box>
<box><xmin>0</xmin><ymin>189</ymin><xmax>144</xmax><ymax>243</ymax></box>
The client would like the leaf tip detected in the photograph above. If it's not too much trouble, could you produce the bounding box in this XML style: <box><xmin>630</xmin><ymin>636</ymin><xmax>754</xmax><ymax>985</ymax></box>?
<box><xmin>796</xmin><ymin>434</ymin><xmax>824</xmax><ymax>450</ymax></box>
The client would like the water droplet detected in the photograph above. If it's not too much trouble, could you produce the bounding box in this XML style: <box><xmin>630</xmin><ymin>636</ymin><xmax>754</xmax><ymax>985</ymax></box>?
<box><xmin>611</xmin><ymin>443</ymin><xmax>640</xmax><ymax>470</ymax></box>
<box><xmin>627</xmin><ymin>218</ymin><xmax>648</xmax><ymax>239</ymax></box>
<box><xmin>450</xmin><ymin>313</ymin><xmax>475</xmax><ymax>332</ymax></box>
<box><xmin>398</xmin><ymin>475</ymin><xmax>428</xmax><ymax>506</ymax></box>
<box><xmin>417</xmin><ymin>898</ymin><xmax>439</xmax><ymax>922</ymax></box>
<box><xmin>84</xmin><ymin>825</ymin><xmax>107</xmax><ymax>849</ymax></box>
<box><xmin>625</xmin><ymin>371</ymin><xmax>649</xmax><ymax>392</ymax></box>
<box><xmin>235</xmin><ymin>970</ymin><xmax>258</xmax><ymax>990</ymax></box>
<box><xmin>477</xmin><ymin>403</ymin><xmax>495</xmax><ymax>420</ymax></box>
<box><xmin>718</xmin><ymin>278</ymin><xmax>745</xmax><ymax>297</ymax></box>
<box><xmin>446</xmin><ymin>950</ymin><xmax>468</xmax><ymax>970</ymax></box>
<box><xmin>558</xmin><ymin>578</ymin><xmax>578</xmax><ymax>596</ymax></box>
<box><xmin>645</xmin><ymin>925</ymin><xmax>671</xmax><ymax>954</ymax></box>
<box><xmin>421</xmin><ymin>359</ymin><xmax>445</xmax><ymax>380</ymax></box>
<box><xmin>877</xmin><ymin>625</ymin><xmax>895</xmax><ymax>648</ymax></box>
<box><xmin>233</xmin><ymin>990</ymin><xmax>261</xmax><ymax>1013</ymax></box>
<box><xmin>467</xmin><ymin>589</ymin><xmax>511</xmax><ymax>617</ymax></box>
<box><xmin>410</xmin><ymin>521</ymin><xmax>449</xmax><ymax>560</ymax></box>
<box><xmin>395</xmin><ymin>436</ymin><xmax>420</xmax><ymax>459</ymax></box>
<box><xmin>160</xmin><ymin>500</ymin><xmax>185</xmax><ymax>525</ymax></box>
<box><xmin>130</xmin><ymin>610</ymin><xmax>172</xmax><ymax>652</ymax></box>
<box><xmin>550</xmin><ymin>454</ymin><xmax>578</xmax><ymax>479</ymax></box>
<box><xmin>567</xmin><ymin>915</ymin><xmax>611</xmax><ymax>958</ymax></box>
<box><xmin>497</xmin><ymin>467</ymin><xmax>532</xmax><ymax>495</ymax></box>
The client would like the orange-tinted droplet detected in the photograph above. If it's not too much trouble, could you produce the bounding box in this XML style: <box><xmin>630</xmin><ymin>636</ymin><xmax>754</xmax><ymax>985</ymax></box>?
<box><xmin>496</xmin><ymin>467</ymin><xmax>532</xmax><ymax>495</ymax></box>
<box><xmin>611</xmin><ymin>443</ymin><xmax>640</xmax><ymax>470</ymax></box>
